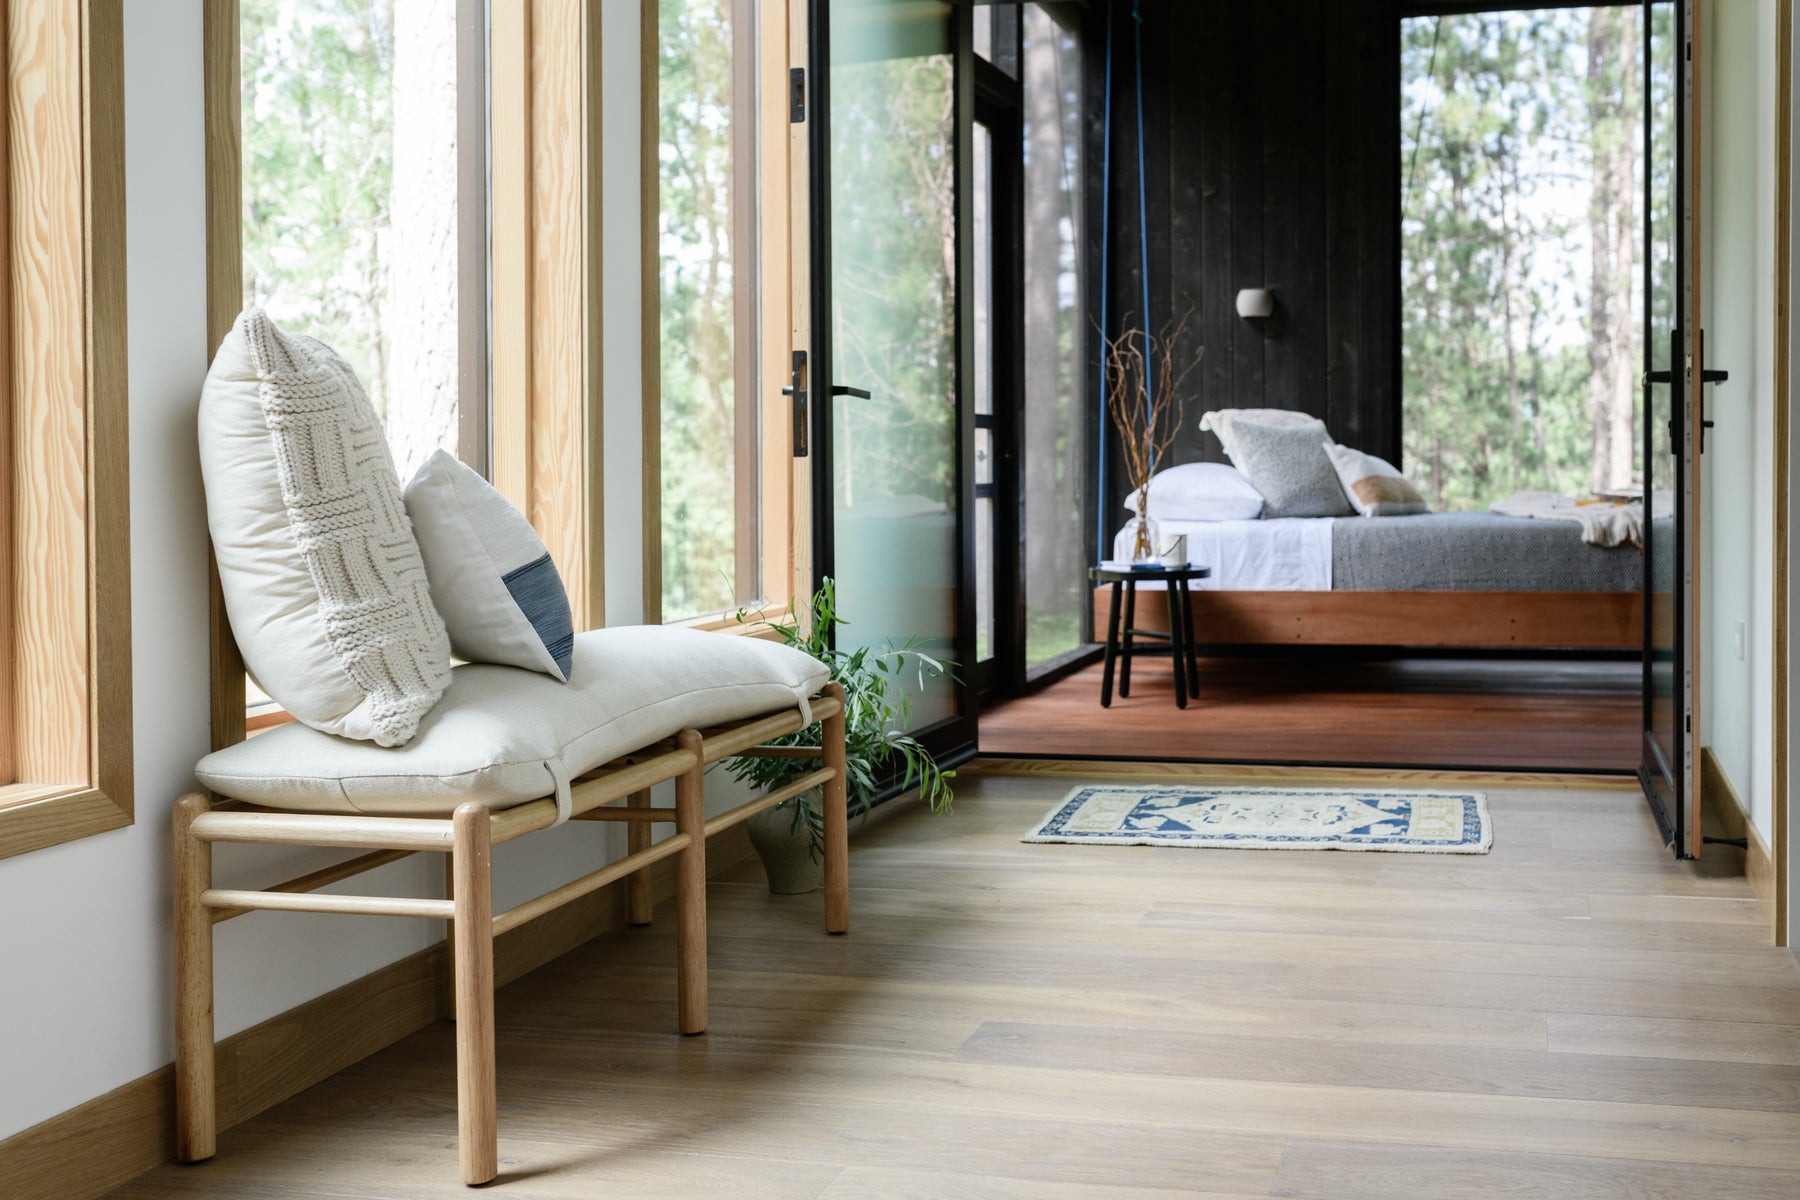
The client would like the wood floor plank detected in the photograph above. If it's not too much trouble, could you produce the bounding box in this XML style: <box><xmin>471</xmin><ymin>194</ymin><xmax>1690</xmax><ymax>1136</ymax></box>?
<box><xmin>981</xmin><ymin>657</ymin><xmax>1640</xmax><ymax>772</ymax></box>
<box><xmin>954</xmin><ymin>1020</ymin><xmax>1800</xmax><ymax>1112</ymax></box>
<box><xmin>816</xmin><ymin>1166</ymin><xmax>1261</xmax><ymax>1199</ymax></box>
<box><xmin>1549</xmin><ymin>1013</ymin><xmax>1800</xmax><ymax>1067</ymax></box>
<box><xmin>1268</xmin><ymin>1138</ymin><xmax>1800</xmax><ymax>1200</ymax></box>
<box><xmin>105</xmin><ymin>772</ymin><xmax>1798</xmax><ymax>1199</ymax></box>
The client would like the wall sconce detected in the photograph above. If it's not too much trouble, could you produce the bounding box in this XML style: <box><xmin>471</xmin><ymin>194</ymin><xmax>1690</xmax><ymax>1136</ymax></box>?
<box><xmin>1236</xmin><ymin>288</ymin><xmax>1275</xmax><ymax>319</ymax></box>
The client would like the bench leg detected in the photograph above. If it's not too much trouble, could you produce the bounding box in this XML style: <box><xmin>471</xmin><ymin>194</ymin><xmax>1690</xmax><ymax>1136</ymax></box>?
<box><xmin>451</xmin><ymin>803</ymin><xmax>498</xmax><ymax>1187</ymax></box>
<box><xmin>626</xmin><ymin>788</ymin><xmax>655</xmax><ymax>926</ymax></box>
<box><xmin>674</xmin><ymin>731</ymin><xmax>709</xmax><ymax>1034</ymax></box>
<box><xmin>823</xmin><ymin>680</ymin><xmax>849</xmax><ymax>935</ymax></box>
<box><xmin>173</xmin><ymin>792</ymin><xmax>216</xmax><ymax>1164</ymax></box>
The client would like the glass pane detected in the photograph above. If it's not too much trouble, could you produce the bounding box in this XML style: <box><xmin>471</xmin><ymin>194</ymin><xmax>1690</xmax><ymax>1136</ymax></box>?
<box><xmin>973</xmin><ymin>122</ymin><xmax>993</xmax><ymax>417</ymax></box>
<box><xmin>241</xmin><ymin>0</ymin><xmax>462</xmax><ymax>482</ymax></box>
<box><xmin>976</xmin><ymin>494</ymin><xmax>995</xmax><ymax>663</ymax></box>
<box><xmin>1399</xmin><ymin>8</ymin><xmax>1644</xmax><ymax>510</ymax></box>
<box><xmin>1021</xmin><ymin>3</ymin><xmax>1086</xmax><ymax>668</ymax></box>
<box><xmin>973</xmin><ymin>2</ymin><xmax>1019</xmax><ymax>78</ymax></box>
<box><xmin>660</xmin><ymin>0</ymin><xmax>761</xmax><ymax>622</ymax></box>
<box><xmin>1646</xmin><ymin>0</ymin><xmax>1679</xmax><ymax>781</ymax></box>
<box><xmin>829</xmin><ymin>0</ymin><xmax>957</xmax><ymax>729</ymax></box>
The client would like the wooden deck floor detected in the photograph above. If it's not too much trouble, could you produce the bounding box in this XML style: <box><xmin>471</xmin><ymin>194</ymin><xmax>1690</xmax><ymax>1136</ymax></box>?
<box><xmin>109</xmin><ymin>769</ymin><xmax>1799</xmax><ymax>1199</ymax></box>
<box><xmin>982</xmin><ymin>656</ymin><xmax>1641</xmax><ymax>773</ymax></box>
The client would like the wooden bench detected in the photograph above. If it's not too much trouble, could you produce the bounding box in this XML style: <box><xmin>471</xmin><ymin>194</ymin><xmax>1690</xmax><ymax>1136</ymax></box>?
<box><xmin>173</xmin><ymin>683</ymin><xmax>847</xmax><ymax>1187</ymax></box>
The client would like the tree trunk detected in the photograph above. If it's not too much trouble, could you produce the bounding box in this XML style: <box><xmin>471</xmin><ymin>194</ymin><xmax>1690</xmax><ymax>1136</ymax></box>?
<box><xmin>387</xmin><ymin>0</ymin><xmax>461</xmax><ymax>480</ymax></box>
<box><xmin>1587</xmin><ymin>6</ymin><xmax>1640</xmax><ymax>494</ymax></box>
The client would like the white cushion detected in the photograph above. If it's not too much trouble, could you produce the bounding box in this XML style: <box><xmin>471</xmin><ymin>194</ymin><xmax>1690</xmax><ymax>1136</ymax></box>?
<box><xmin>405</xmin><ymin>450</ymin><xmax>574</xmax><ymax>681</ymax></box>
<box><xmin>1324</xmin><ymin>443</ymin><xmax>1430</xmax><ymax>517</ymax></box>
<box><xmin>195</xmin><ymin>627</ymin><xmax>830</xmax><ymax>816</ymax></box>
<box><xmin>1122</xmin><ymin>462</ymin><xmax>1264</xmax><ymax>522</ymax></box>
<box><xmin>200</xmin><ymin>309</ymin><xmax>452</xmax><ymax>747</ymax></box>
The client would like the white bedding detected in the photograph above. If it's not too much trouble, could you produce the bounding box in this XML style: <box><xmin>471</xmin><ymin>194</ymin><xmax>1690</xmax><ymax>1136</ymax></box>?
<box><xmin>1109</xmin><ymin>517</ymin><xmax>1332</xmax><ymax>591</ymax></box>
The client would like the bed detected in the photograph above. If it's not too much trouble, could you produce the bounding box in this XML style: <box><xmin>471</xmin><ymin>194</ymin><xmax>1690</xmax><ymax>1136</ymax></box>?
<box><xmin>1100</xmin><ymin>512</ymin><xmax>1645</xmax><ymax>650</ymax></box>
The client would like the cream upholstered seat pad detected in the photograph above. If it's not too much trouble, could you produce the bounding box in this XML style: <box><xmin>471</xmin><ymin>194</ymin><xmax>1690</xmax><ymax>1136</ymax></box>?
<box><xmin>196</xmin><ymin>627</ymin><xmax>829</xmax><ymax>816</ymax></box>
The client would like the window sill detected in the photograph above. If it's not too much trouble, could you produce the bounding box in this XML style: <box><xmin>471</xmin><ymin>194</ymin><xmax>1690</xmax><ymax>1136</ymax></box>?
<box><xmin>0</xmin><ymin>783</ymin><xmax>132</xmax><ymax>862</ymax></box>
<box><xmin>671</xmin><ymin>600</ymin><xmax>790</xmax><ymax>639</ymax></box>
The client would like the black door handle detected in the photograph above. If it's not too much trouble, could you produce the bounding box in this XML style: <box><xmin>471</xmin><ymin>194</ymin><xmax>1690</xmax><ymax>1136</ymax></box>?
<box><xmin>830</xmin><ymin>385</ymin><xmax>872</xmax><ymax>399</ymax></box>
<box><xmin>784</xmin><ymin>350</ymin><xmax>808</xmax><ymax>458</ymax></box>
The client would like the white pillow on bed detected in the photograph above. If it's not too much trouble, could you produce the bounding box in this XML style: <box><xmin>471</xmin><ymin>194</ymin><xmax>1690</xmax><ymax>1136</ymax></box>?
<box><xmin>1122</xmin><ymin>462</ymin><xmax>1265</xmax><ymax>522</ymax></box>
<box><xmin>1324</xmin><ymin>443</ymin><xmax>1430</xmax><ymax>517</ymax></box>
<box><xmin>1199</xmin><ymin>407</ymin><xmax>1324</xmax><ymax>463</ymax></box>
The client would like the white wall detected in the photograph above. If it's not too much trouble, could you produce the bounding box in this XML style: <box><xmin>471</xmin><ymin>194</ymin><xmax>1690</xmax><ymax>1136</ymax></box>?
<box><xmin>1702</xmin><ymin>0</ymin><xmax>1779</xmax><ymax>845</ymax></box>
<box><xmin>0</xmin><ymin>3</ymin><xmax>716</xmax><ymax>1142</ymax></box>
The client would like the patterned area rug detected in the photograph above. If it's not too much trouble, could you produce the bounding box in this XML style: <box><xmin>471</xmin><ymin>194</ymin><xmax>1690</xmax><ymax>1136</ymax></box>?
<box><xmin>1024</xmin><ymin>785</ymin><xmax>1492</xmax><ymax>853</ymax></box>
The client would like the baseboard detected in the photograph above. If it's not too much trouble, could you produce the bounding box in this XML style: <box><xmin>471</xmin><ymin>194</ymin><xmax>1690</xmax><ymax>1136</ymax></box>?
<box><xmin>0</xmin><ymin>823</ymin><xmax>755</xmax><ymax>1200</ymax></box>
<box><xmin>1700</xmin><ymin>748</ymin><xmax>1777</xmax><ymax>932</ymax></box>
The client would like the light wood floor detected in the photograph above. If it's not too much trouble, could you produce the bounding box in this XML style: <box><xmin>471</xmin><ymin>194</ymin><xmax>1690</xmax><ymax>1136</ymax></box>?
<box><xmin>111</xmin><ymin>769</ymin><xmax>1800</xmax><ymax>1199</ymax></box>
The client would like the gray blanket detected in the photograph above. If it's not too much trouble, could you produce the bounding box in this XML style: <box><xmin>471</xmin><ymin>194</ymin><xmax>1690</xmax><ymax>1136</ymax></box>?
<box><xmin>1330</xmin><ymin>512</ymin><xmax>1643</xmax><ymax>592</ymax></box>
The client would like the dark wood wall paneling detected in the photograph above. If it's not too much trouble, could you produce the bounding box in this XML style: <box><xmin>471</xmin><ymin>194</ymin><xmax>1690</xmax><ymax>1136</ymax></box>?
<box><xmin>1090</xmin><ymin>0</ymin><xmax>1401</xmax><ymax>515</ymax></box>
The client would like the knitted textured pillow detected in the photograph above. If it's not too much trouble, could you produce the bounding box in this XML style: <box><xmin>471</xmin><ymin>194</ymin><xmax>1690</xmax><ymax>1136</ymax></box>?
<box><xmin>199</xmin><ymin>309</ymin><xmax>452</xmax><ymax>747</ymax></box>
<box><xmin>1224</xmin><ymin>418</ymin><xmax>1356</xmax><ymax>518</ymax></box>
<box><xmin>405</xmin><ymin>450</ymin><xmax>575</xmax><ymax>681</ymax></box>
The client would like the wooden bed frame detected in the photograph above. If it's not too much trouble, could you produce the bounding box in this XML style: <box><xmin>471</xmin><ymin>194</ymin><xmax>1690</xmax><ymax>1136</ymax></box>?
<box><xmin>1095</xmin><ymin>588</ymin><xmax>1642</xmax><ymax>650</ymax></box>
<box><xmin>174</xmin><ymin>685</ymin><xmax>847</xmax><ymax>1187</ymax></box>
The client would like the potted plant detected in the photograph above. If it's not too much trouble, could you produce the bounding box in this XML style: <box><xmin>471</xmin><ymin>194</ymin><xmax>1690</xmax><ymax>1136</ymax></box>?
<box><xmin>729</xmin><ymin>579</ymin><xmax>955</xmax><ymax>893</ymax></box>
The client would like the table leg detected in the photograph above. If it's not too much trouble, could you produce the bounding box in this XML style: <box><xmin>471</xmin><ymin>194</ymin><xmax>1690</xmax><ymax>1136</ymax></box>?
<box><xmin>1120</xmin><ymin>581</ymin><xmax>1137</xmax><ymax>698</ymax></box>
<box><xmin>1099</xmin><ymin>579</ymin><xmax>1121</xmax><ymax>707</ymax></box>
<box><xmin>1170</xmin><ymin>581</ymin><xmax>1189</xmax><ymax>710</ymax></box>
<box><xmin>1182</xmin><ymin>580</ymin><xmax>1202</xmax><ymax>697</ymax></box>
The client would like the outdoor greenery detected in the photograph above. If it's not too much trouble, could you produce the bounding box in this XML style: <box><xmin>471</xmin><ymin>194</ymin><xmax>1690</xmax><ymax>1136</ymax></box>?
<box><xmin>241</xmin><ymin>0</ymin><xmax>394</xmax><ymax>415</ymax></box>
<box><xmin>728</xmin><ymin>579</ymin><xmax>956</xmax><ymax>860</ymax></box>
<box><xmin>659</xmin><ymin>0</ymin><xmax>748</xmax><ymax>622</ymax></box>
<box><xmin>1400</xmin><ymin>6</ymin><xmax>1671</xmax><ymax>511</ymax></box>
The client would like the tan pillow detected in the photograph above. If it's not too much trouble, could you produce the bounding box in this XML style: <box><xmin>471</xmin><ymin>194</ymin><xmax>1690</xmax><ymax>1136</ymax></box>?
<box><xmin>1324</xmin><ymin>443</ymin><xmax>1430</xmax><ymax>517</ymax></box>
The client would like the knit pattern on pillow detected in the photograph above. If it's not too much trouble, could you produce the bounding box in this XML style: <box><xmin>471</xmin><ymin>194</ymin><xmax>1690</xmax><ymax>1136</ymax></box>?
<box><xmin>246</xmin><ymin>311</ymin><xmax>452</xmax><ymax>747</ymax></box>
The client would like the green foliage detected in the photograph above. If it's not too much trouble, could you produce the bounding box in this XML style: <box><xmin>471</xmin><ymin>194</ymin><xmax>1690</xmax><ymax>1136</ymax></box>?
<box><xmin>659</xmin><ymin>0</ymin><xmax>744</xmax><ymax>621</ymax></box>
<box><xmin>1399</xmin><ymin>8</ymin><xmax>1668</xmax><ymax>510</ymax></box>
<box><xmin>240</xmin><ymin>0</ymin><xmax>394</xmax><ymax>415</ymax></box>
<box><xmin>727</xmin><ymin>579</ymin><xmax>956</xmax><ymax>859</ymax></box>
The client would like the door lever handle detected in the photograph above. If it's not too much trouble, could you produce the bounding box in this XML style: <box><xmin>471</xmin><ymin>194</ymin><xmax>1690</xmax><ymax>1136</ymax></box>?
<box><xmin>830</xmin><ymin>385</ymin><xmax>872</xmax><ymax>399</ymax></box>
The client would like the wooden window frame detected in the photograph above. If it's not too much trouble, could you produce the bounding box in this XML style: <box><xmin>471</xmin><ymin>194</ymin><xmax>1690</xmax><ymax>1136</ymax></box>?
<box><xmin>0</xmin><ymin>0</ymin><xmax>133</xmax><ymax>861</ymax></box>
<box><xmin>644</xmin><ymin>0</ymin><xmax>811</xmax><ymax>632</ymax></box>
<box><xmin>206</xmin><ymin>0</ymin><xmax>603</xmax><ymax>743</ymax></box>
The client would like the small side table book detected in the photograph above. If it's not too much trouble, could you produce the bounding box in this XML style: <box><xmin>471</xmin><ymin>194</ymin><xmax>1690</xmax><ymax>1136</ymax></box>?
<box><xmin>1089</xmin><ymin>563</ymin><xmax>1213</xmax><ymax>710</ymax></box>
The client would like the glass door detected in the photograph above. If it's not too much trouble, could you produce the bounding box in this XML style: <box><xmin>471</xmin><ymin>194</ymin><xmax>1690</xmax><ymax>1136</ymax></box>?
<box><xmin>807</xmin><ymin>0</ymin><xmax>976</xmax><ymax>753</ymax></box>
<box><xmin>1640</xmin><ymin>0</ymin><xmax>1714</xmax><ymax>858</ymax></box>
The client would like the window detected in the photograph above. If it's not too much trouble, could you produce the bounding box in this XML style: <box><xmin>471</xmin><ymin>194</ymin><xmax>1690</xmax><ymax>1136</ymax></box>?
<box><xmin>653</xmin><ymin>0</ymin><xmax>798</xmax><ymax>627</ymax></box>
<box><xmin>0</xmin><ymin>0</ymin><xmax>133</xmax><ymax>860</ymax></box>
<box><xmin>1400</xmin><ymin>6</ymin><xmax>1657</xmax><ymax>510</ymax></box>
<box><xmin>240</xmin><ymin>0</ymin><xmax>481</xmax><ymax>483</ymax></box>
<box><xmin>211</xmin><ymin>1</ymin><xmax>603</xmax><ymax>737</ymax></box>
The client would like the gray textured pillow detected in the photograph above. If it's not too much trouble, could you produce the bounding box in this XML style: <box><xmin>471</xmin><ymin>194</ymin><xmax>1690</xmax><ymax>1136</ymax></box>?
<box><xmin>1227</xmin><ymin>419</ymin><xmax>1355</xmax><ymax>518</ymax></box>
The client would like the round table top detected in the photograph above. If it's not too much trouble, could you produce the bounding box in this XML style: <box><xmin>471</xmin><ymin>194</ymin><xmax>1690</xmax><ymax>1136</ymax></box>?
<box><xmin>1089</xmin><ymin>563</ymin><xmax>1213</xmax><ymax>583</ymax></box>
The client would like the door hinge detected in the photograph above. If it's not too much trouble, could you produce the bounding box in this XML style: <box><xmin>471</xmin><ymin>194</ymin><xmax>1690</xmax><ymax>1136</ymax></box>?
<box><xmin>789</xmin><ymin>68</ymin><xmax>805</xmax><ymax>123</ymax></box>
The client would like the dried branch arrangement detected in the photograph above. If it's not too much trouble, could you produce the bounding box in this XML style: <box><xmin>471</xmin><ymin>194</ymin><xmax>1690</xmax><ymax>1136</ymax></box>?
<box><xmin>1103</xmin><ymin>311</ymin><xmax>1200</xmax><ymax>559</ymax></box>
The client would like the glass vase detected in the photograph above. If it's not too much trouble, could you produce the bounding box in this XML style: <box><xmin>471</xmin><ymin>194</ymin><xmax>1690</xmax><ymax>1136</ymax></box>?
<box><xmin>1122</xmin><ymin>506</ymin><xmax>1162</xmax><ymax>566</ymax></box>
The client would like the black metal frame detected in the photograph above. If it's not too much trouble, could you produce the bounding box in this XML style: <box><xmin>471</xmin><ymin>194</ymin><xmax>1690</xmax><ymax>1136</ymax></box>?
<box><xmin>1638</xmin><ymin>0</ymin><xmax>1690</xmax><ymax>856</ymax></box>
<box><xmin>806</xmin><ymin>0</ymin><xmax>980</xmax><ymax>766</ymax></box>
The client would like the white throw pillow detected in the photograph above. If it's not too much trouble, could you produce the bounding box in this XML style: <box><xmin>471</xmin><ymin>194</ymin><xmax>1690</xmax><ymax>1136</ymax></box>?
<box><xmin>194</xmin><ymin>627</ymin><xmax>830</xmax><ymax>816</ymax></box>
<box><xmin>199</xmin><ymin>309</ymin><xmax>452</xmax><ymax>747</ymax></box>
<box><xmin>1216</xmin><ymin>415</ymin><xmax>1353</xmax><ymax>518</ymax></box>
<box><xmin>1122</xmin><ymin>462</ymin><xmax>1265</xmax><ymax>522</ymax></box>
<box><xmin>1199</xmin><ymin>408</ymin><xmax>1325</xmax><ymax>464</ymax></box>
<box><xmin>405</xmin><ymin>450</ymin><xmax>574</xmax><ymax>681</ymax></box>
<box><xmin>1324</xmin><ymin>443</ymin><xmax>1430</xmax><ymax>517</ymax></box>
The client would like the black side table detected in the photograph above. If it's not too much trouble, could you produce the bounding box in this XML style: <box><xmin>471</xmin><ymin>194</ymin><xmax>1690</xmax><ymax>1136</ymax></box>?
<box><xmin>1089</xmin><ymin>564</ymin><xmax>1212</xmax><ymax>709</ymax></box>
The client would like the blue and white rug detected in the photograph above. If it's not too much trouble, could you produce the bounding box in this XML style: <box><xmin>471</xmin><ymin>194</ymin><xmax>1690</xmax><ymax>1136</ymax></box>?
<box><xmin>1024</xmin><ymin>785</ymin><xmax>1491</xmax><ymax>853</ymax></box>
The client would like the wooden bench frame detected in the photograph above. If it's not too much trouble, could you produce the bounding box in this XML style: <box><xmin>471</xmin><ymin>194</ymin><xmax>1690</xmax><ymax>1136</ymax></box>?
<box><xmin>173</xmin><ymin>682</ymin><xmax>847</xmax><ymax>1186</ymax></box>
